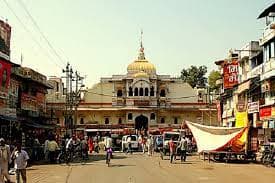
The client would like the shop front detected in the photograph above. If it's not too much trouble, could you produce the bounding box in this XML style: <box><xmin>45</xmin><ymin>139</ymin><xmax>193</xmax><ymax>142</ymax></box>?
<box><xmin>259</xmin><ymin>106</ymin><xmax>275</xmax><ymax>143</ymax></box>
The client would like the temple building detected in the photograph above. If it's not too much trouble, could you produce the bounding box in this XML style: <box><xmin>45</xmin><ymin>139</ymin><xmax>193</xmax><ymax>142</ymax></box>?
<box><xmin>47</xmin><ymin>40</ymin><xmax>218</xmax><ymax>135</ymax></box>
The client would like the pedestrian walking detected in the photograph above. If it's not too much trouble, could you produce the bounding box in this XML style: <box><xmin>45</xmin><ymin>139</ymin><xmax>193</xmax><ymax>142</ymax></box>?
<box><xmin>0</xmin><ymin>138</ymin><xmax>11</xmax><ymax>183</ymax></box>
<box><xmin>178</xmin><ymin>136</ymin><xmax>188</xmax><ymax>162</ymax></box>
<box><xmin>47</xmin><ymin>137</ymin><xmax>59</xmax><ymax>163</ymax></box>
<box><xmin>81</xmin><ymin>136</ymin><xmax>89</xmax><ymax>159</ymax></box>
<box><xmin>11</xmin><ymin>143</ymin><xmax>29</xmax><ymax>183</ymax></box>
<box><xmin>147</xmin><ymin>136</ymin><xmax>153</xmax><ymax>156</ymax></box>
<box><xmin>169</xmin><ymin>138</ymin><xmax>176</xmax><ymax>164</ymax></box>
<box><xmin>141</xmin><ymin>135</ymin><xmax>146</xmax><ymax>154</ymax></box>
<box><xmin>88</xmin><ymin>137</ymin><xmax>94</xmax><ymax>154</ymax></box>
<box><xmin>44</xmin><ymin>138</ymin><xmax>49</xmax><ymax>161</ymax></box>
<box><xmin>126</xmin><ymin>135</ymin><xmax>132</xmax><ymax>154</ymax></box>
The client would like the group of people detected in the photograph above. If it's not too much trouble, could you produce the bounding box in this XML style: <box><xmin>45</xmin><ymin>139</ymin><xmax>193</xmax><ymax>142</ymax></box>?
<box><xmin>138</xmin><ymin>135</ymin><xmax>154</xmax><ymax>156</ymax></box>
<box><xmin>168</xmin><ymin>136</ymin><xmax>188</xmax><ymax>164</ymax></box>
<box><xmin>0</xmin><ymin>138</ymin><xmax>29</xmax><ymax>183</ymax></box>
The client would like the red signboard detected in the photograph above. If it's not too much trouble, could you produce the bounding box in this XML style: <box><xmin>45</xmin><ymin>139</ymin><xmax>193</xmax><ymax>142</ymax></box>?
<box><xmin>223</xmin><ymin>60</ymin><xmax>238</xmax><ymax>89</ymax></box>
<box><xmin>0</xmin><ymin>59</ymin><xmax>11</xmax><ymax>91</ymax></box>
<box><xmin>260</xmin><ymin>106</ymin><xmax>271</xmax><ymax>119</ymax></box>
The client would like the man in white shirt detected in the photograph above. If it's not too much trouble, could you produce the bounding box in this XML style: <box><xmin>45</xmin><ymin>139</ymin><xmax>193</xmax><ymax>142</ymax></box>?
<box><xmin>11</xmin><ymin>143</ymin><xmax>29</xmax><ymax>183</ymax></box>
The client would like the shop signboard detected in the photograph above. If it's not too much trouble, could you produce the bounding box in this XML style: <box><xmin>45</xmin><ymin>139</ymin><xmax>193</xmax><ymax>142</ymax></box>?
<box><xmin>248</xmin><ymin>102</ymin><xmax>259</xmax><ymax>114</ymax></box>
<box><xmin>260</xmin><ymin>106</ymin><xmax>272</xmax><ymax>120</ymax></box>
<box><xmin>237</xmin><ymin>101</ymin><xmax>246</xmax><ymax>112</ymax></box>
<box><xmin>0</xmin><ymin>59</ymin><xmax>11</xmax><ymax>91</ymax></box>
<box><xmin>235</xmin><ymin>111</ymin><xmax>248</xmax><ymax>127</ymax></box>
<box><xmin>0</xmin><ymin>108</ymin><xmax>16</xmax><ymax>118</ymax></box>
<box><xmin>223</xmin><ymin>59</ymin><xmax>239</xmax><ymax>89</ymax></box>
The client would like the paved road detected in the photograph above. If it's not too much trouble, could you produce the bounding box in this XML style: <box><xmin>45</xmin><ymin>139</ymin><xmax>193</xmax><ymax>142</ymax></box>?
<box><xmin>11</xmin><ymin>152</ymin><xmax>275</xmax><ymax>183</ymax></box>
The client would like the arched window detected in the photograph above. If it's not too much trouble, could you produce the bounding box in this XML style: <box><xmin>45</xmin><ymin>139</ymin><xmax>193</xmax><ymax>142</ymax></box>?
<box><xmin>2</xmin><ymin>69</ymin><xmax>7</xmax><ymax>88</ymax></box>
<box><xmin>145</xmin><ymin>88</ymin><xmax>149</xmax><ymax>96</ymax></box>
<box><xmin>150</xmin><ymin>113</ymin><xmax>155</xmax><ymax>120</ymax></box>
<box><xmin>105</xmin><ymin>118</ymin><xmax>109</xmax><ymax>124</ymax></box>
<box><xmin>139</xmin><ymin>88</ymin><xmax>144</xmax><ymax>96</ymax></box>
<box><xmin>174</xmin><ymin>117</ymin><xmax>178</xmax><ymax>124</ymax></box>
<box><xmin>128</xmin><ymin>113</ymin><xmax>133</xmax><ymax>120</ymax></box>
<box><xmin>150</xmin><ymin>86</ymin><xmax>154</xmax><ymax>96</ymax></box>
<box><xmin>117</xmin><ymin>89</ymin><xmax>123</xmax><ymax>97</ymax></box>
<box><xmin>118</xmin><ymin>118</ymin><xmax>122</xmax><ymax>124</ymax></box>
<box><xmin>134</xmin><ymin>88</ymin><xmax>138</xmax><ymax>96</ymax></box>
<box><xmin>160</xmin><ymin>117</ymin><xmax>165</xmax><ymax>124</ymax></box>
<box><xmin>160</xmin><ymin>89</ymin><xmax>166</xmax><ymax>97</ymax></box>
<box><xmin>129</xmin><ymin>87</ymin><xmax>133</xmax><ymax>96</ymax></box>
<box><xmin>80</xmin><ymin>118</ymin><xmax>84</xmax><ymax>124</ymax></box>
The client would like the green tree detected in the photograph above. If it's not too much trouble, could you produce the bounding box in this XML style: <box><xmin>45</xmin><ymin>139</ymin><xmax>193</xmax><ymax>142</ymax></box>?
<box><xmin>208</xmin><ymin>70</ymin><xmax>222</xmax><ymax>91</ymax></box>
<box><xmin>180</xmin><ymin>65</ymin><xmax>207</xmax><ymax>88</ymax></box>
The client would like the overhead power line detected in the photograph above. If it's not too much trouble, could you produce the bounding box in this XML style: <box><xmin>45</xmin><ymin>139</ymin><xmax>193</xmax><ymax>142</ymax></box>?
<box><xmin>16</xmin><ymin>0</ymin><xmax>67</xmax><ymax>66</ymax></box>
<box><xmin>2</xmin><ymin>0</ymin><xmax>64</xmax><ymax>69</ymax></box>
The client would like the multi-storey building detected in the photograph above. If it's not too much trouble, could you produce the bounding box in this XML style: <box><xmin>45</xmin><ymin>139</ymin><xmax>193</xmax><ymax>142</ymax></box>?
<box><xmin>47</xmin><ymin>42</ymin><xmax>218</xmax><ymax>136</ymax></box>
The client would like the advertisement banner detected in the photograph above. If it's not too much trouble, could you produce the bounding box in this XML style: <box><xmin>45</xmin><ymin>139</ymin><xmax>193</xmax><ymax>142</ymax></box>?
<box><xmin>223</xmin><ymin>59</ymin><xmax>239</xmax><ymax>89</ymax></box>
<box><xmin>0</xmin><ymin>59</ymin><xmax>11</xmax><ymax>91</ymax></box>
<box><xmin>235</xmin><ymin>111</ymin><xmax>248</xmax><ymax>127</ymax></box>
<box><xmin>248</xmin><ymin>102</ymin><xmax>259</xmax><ymax>114</ymax></box>
<box><xmin>260</xmin><ymin>106</ymin><xmax>271</xmax><ymax>120</ymax></box>
<box><xmin>0</xmin><ymin>20</ymin><xmax>11</xmax><ymax>58</ymax></box>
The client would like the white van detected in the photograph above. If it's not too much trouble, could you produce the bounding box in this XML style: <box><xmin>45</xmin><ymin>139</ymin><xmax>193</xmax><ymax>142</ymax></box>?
<box><xmin>121</xmin><ymin>135</ymin><xmax>139</xmax><ymax>152</ymax></box>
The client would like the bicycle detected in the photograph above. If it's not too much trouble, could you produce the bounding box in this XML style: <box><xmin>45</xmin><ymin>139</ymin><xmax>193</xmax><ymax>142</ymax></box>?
<box><xmin>106</xmin><ymin>148</ymin><xmax>112</xmax><ymax>167</ymax></box>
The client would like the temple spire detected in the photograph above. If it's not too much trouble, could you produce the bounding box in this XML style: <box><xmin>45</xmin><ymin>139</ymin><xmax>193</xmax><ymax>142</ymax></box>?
<box><xmin>138</xmin><ymin>29</ymin><xmax>145</xmax><ymax>60</ymax></box>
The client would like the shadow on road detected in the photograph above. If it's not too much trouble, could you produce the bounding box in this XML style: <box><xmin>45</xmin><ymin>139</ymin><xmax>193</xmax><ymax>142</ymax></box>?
<box><xmin>109</xmin><ymin>164</ymin><xmax>136</xmax><ymax>168</ymax></box>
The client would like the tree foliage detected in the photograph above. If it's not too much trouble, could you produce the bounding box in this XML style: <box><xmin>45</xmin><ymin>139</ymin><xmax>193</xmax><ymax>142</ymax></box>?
<box><xmin>180</xmin><ymin>65</ymin><xmax>207</xmax><ymax>88</ymax></box>
<box><xmin>208</xmin><ymin>70</ymin><xmax>222</xmax><ymax>91</ymax></box>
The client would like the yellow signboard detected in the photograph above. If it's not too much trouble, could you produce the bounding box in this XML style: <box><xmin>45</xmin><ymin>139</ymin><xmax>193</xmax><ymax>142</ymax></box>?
<box><xmin>235</xmin><ymin>111</ymin><xmax>248</xmax><ymax>127</ymax></box>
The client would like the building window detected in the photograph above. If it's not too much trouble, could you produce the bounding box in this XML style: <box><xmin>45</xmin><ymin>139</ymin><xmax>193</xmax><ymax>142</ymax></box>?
<box><xmin>80</xmin><ymin>118</ymin><xmax>84</xmax><ymax>124</ymax></box>
<box><xmin>174</xmin><ymin>117</ymin><xmax>178</xmax><ymax>124</ymax></box>
<box><xmin>150</xmin><ymin>113</ymin><xmax>155</xmax><ymax>120</ymax></box>
<box><xmin>2</xmin><ymin>69</ymin><xmax>7</xmax><ymax>88</ymax></box>
<box><xmin>117</xmin><ymin>89</ymin><xmax>123</xmax><ymax>97</ymax></box>
<box><xmin>150</xmin><ymin>86</ymin><xmax>154</xmax><ymax>96</ymax></box>
<box><xmin>271</xmin><ymin>41</ymin><xmax>275</xmax><ymax>58</ymax></box>
<box><xmin>128</xmin><ymin>113</ymin><xmax>133</xmax><ymax>120</ymax></box>
<box><xmin>134</xmin><ymin>88</ymin><xmax>138</xmax><ymax>96</ymax></box>
<box><xmin>160</xmin><ymin>117</ymin><xmax>165</xmax><ymax>124</ymax></box>
<box><xmin>118</xmin><ymin>118</ymin><xmax>122</xmax><ymax>124</ymax></box>
<box><xmin>105</xmin><ymin>118</ymin><xmax>109</xmax><ymax>124</ymax></box>
<box><xmin>139</xmin><ymin>88</ymin><xmax>144</xmax><ymax>96</ymax></box>
<box><xmin>56</xmin><ymin>82</ymin><xmax>59</xmax><ymax>92</ymax></box>
<box><xmin>160</xmin><ymin>89</ymin><xmax>166</xmax><ymax>97</ymax></box>
<box><xmin>129</xmin><ymin>87</ymin><xmax>133</xmax><ymax>96</ymax></box>
<box><xmin>145</xmin><ymin>88</ymin><xmax>149</xmax><ymax>96</ymax></box>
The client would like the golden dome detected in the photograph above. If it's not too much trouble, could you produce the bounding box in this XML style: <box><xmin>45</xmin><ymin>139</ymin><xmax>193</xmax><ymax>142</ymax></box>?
<box><xmin>127</xmin><ymin>43</ymin><xmax>156</xmax><ymax>75</ymax></box>
<box><xmin>133</xmin><ymin>71</ymin><xmax>149</xmax><ymax>78</ymax></box>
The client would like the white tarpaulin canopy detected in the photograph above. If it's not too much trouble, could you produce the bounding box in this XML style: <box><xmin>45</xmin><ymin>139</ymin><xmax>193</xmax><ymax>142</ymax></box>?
<box><xmin>185</xmin><ymin>121</ymin><xmax>248</xmax><ymax>152</ymax></box>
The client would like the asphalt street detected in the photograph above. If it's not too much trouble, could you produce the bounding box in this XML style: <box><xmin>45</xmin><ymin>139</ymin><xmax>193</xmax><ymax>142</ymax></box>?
<box><xmin>10</xmin><ymin>152</ymin><xmax>275</xmax><ymax>183</ymax></box>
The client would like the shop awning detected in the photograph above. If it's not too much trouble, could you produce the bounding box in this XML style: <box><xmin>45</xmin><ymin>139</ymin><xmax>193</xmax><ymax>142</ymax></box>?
<box><xmin>23</xmin><ymin>121</ymin><xmax>55</xmax><ymax>129</ymax></box>
<box><xmin>0</xmin><ymin>115</ymin><xmax>18</xmax><ymax>122</ymax></box>
<box><xmin>258</xmin><ymin>3</ymin><xmax>275</xmax><ymax>19</ymax></box>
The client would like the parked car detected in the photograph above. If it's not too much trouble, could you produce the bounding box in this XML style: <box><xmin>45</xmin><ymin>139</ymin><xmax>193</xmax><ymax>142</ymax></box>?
<box><xmin>121</xmin><ymin>135</ymin><xmax>139</xmax><ymax>152</ymax></box>
<box><xmin>162</xmin><ymin>131</ymin><xmax>180</xmax><ymax>155</ymax></box>
<box><xmin>111</xmin><ymin>134</ymin><xmax>123</xmax><ymax>151</ymax></box>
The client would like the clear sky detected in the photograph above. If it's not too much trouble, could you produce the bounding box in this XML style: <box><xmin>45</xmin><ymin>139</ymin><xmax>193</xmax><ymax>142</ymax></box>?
<box><xmin>0</xmin><ymin>0</ymin><xmax>273</xmax><ymax>87</ymax></box>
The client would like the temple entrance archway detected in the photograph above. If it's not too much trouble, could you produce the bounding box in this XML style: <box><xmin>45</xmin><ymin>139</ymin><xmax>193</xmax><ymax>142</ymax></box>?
<box><xmin>135</xmin><ymin>115</ymin><xmax>148</xmax><ymax>134</ymax></box>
